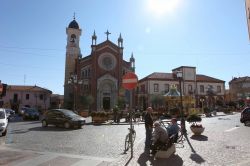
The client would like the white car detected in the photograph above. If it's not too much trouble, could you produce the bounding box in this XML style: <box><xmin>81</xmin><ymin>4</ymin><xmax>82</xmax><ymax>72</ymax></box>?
<box><xmin>0</xmin><ymin>108</ymin><xmax>8</xmax><ymax>136</ymax></box>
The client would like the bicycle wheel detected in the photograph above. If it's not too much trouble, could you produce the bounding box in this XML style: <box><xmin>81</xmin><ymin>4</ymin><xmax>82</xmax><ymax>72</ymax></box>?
<box><xmin>124</xmin><ymin>134</ymin><xmax>130</xmax><ymax>151</ymax></box>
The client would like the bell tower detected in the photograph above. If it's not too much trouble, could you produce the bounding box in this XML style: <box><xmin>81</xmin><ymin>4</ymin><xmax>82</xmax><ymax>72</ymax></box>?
<box><xmin>64</xmin><ymin>15</ymin><xmax>82</xmax><ymax>107</ymax></box>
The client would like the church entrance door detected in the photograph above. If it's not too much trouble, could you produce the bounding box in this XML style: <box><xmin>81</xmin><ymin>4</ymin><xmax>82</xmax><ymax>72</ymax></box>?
<box><xmin>103</xmin><ymin>97</ymin><xmax>110</xmax><ymax>110</ymax></box>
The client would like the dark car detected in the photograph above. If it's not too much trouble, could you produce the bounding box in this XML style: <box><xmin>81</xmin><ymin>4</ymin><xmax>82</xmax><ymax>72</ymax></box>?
<box><xmin>240</xmin><ymin>107</ymin><xmax>250</xmax><ymax>126</ymax></box>
<box><xmin>5</xmin><ymin>108</ymin><xmax>15</xmax><ymax>119</ymax></box>
<box><xmin>41</xmin><ymin>109</ymin><xmax>86</xmax><ymax>129</ymax></box>
<box><xmin>22</xmin><ymin>108</ymin><xmax>40</xmax><ymax>120</ymax></box>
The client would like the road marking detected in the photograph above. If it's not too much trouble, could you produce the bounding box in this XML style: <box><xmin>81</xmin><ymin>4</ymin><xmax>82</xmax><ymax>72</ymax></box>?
<box><xmin>224</xmin><ymin>127</ymin><xmax>240</xmax><ymax>132</ymax></box>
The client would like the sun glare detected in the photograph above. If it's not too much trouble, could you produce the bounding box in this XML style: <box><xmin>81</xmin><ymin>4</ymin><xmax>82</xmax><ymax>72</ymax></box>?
<box><xmin>147</xmin><ymin>0</ymin><xmax>180</xmax><ymax>17</ymax></box>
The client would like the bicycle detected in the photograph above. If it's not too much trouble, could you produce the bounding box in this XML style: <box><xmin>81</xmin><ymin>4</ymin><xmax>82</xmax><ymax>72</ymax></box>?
<box><xmin>124</xmin><ymin>125</ymin><xmax>136</xmax><ymax>152</ymax></box>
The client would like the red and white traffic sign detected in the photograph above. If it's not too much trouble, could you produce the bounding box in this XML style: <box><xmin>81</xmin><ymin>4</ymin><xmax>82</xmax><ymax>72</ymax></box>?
<box><xmin>122</xmin><ymin>72</ymin><xmax>138</xmax><ymax>90</ymax></box>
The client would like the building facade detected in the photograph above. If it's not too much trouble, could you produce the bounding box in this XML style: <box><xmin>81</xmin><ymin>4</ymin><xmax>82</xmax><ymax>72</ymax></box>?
<box><xmin>136</xmin><ymin>66</ymin><xmax>225</xmax><ymax>110</ymax></box>
<box><xmin>64</xmin><ymin>18</ymin><xmax>135</xmax><ymax>111</ymax></box>
<box><xmin>0</xmin><ymin>85</ymin><xmax>52</xmax><ymax>112</ymax></box>
<box><xmin>229</xmin><ymin>77</ymin><xmax>250</xmax><ymax>105</ymax></box>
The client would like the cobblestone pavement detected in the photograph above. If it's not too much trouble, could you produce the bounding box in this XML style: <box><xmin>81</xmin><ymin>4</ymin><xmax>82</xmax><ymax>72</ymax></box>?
<box><xmin>1</xmin><ymin>113</ymin><xmax>250</xmax><ymax>166</ymax></box>
<box><xmin>110</xmin><ymin>113</ymin><xmax>250</xmax><ymax>166</ymax></box>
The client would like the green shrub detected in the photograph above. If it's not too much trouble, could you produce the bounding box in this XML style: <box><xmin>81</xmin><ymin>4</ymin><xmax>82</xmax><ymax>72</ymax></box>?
<box><xmin>187</xmin><ymin>114</ymin><xmax>202</xmax><ymax>123</ymax></box>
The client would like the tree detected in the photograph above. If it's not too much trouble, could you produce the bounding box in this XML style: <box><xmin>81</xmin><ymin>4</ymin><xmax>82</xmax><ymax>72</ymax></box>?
<box><xmin>117</xmin><ymin>96</ymin><xmax>126</xmax><ymax>110</ymax></box>
<box><xmin>150</xmin><ymin>94</ymin><xmax>165</xmax><ymax>110</ymax></box>
<box><xmin>206</xmin><ymin>85</ymin><xmax>216</xmax><ymax>108</ymax></box>
<box><xmin>80</xmin><ymin>95</ymin><xmax>94</xmax><ymax>111</ymax></box>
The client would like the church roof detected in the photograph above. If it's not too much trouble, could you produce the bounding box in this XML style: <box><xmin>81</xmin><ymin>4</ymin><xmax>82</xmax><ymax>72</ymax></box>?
<box><xmin>68</xmin><ymin>19</ymin><xmax>79</xmax><ymax>29</ymax></box>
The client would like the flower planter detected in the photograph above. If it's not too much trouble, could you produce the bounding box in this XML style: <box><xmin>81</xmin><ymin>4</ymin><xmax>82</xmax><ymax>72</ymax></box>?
<box><xmin>92</xmin><ymin>116</ymin><xmax>108</xmax><ymax>123</ymax></box>
<box><xmin>190</xmin><ymin>126</ymin><xmax>205</xmax><ymax>135</ymax></box>
<box><xmin>79</xmin><ymin>111</ymin><xmax>89</xmax><ymax>117</ymax></box>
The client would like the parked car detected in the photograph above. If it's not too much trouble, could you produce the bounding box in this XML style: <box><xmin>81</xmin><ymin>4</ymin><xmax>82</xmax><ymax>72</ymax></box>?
<box><xmin>22</xmin><ymin>108</ymin><xmax>40</xmax><ymax>120</ymax></box>
<box><xmin>240</xmin><ymin>107</ymin><xmax>250</xmax><ymax>126</ymax></box>
<box><xmin>0</xmin><ymin>108</ymin><xmax>8</xmax><ymax>136</ymax></box>
<box><xmin>41</xmin><ymin>109</ymin><xmax>86</xmax><ymax>129</ymax></box>
<box><xmin>5</xmin><ymin>108</ymin><xmax>15</xmax><ymax>119</ymax></box>
<box><xmin>18</xmin><ymin>107</ymin><xmax>30</xmax><ymax>116</ymax></box>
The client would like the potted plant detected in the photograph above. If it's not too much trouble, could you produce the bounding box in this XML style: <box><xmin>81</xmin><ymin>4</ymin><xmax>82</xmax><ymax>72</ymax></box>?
<box><xmin>187</xmin><ymin>114</ymin><xmax>204</xmax><ymax>135</ymax></box>
<box><xmin>91</xmin><ymin>111</ymin><xmax>108</xmax><ymax>123</ymax></box>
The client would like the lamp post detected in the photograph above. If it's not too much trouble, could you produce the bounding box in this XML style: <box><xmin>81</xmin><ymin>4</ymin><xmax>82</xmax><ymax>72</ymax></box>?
<box><xmin>176</xmin><ymin>71</ymin><xmax>186</xmax><ymax>134</ymax></box>
<box><xmin>200</xmin><ymin>98</ymin><xmax>205</xmax><ymax>113</ymax></box>
<box><xmin>68</xmin><ymin>74</ymin><xmax>83</xmax><ymax>112</ymax></box>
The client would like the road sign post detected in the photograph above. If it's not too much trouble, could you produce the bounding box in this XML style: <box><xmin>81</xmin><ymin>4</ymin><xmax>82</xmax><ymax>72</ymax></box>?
<box><xmin>122</xmin><ymin>72</ymin><xmax>138</xmax><ymax>158</ymax></box>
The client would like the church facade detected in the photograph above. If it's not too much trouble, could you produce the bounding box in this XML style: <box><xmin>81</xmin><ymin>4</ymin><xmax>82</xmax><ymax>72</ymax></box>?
<box><xmin>64</xmin><ymin>18</ymin><xmax>135</xmax><ymax>111</ymax></box>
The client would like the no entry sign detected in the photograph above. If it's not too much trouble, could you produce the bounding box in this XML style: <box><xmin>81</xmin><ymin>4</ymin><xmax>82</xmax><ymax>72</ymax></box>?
<box><xmin>122</xmin><ymin>72</ymin><xmax>138</xmax><ymax>90</ymax></box>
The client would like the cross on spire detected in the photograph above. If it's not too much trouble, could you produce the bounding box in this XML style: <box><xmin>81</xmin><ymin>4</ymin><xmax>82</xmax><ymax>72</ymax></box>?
<box><xmin>105</xmin><ymin>30</ymin><xmax>111</xmax><ymax>40</ymax></box>
<box><xmin>73</xmin><ymin>12</ymin><xmax>76</xmax><ymax>20</ymax></box>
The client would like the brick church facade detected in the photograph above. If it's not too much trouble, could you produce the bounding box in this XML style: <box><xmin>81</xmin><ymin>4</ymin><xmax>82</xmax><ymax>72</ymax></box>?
<box><xmin>64</xmin><ymin>18</ymin><xmax>135</xmax><ymax>111</ymax></box>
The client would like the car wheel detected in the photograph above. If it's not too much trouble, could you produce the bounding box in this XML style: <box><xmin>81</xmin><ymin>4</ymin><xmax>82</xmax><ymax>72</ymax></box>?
<box><xmin>64</xmin><ymin>122</ymin><xmax>70</xmax><ymax>129</ymax></box>
<box><xmin>42</xmin><ymin>120</ymin><xmax>48</xmax><ymax>127</ymax></box>
<box><xmin>244</xmin><ymin>120</ymin><xmax>250</xmax><ymax>126</ymax></box>
<box><xmin>2</xmin><ymin>129</ymin><xmax>7</xmax><ymax>136</ymax></box>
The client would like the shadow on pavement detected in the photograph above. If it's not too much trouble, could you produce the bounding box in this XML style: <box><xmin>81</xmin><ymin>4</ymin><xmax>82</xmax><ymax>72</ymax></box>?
<box><xmin>137</xmin><ymin>152</ymin><xmax>154</xmax><ymax>166</ymax></box>
<box><xmin>190</xmin><ymin>153</ymin><xmax>205</xmax><ymax>164</ymax></box>
<box><xmin>190</xmin><ymin>135</ymin><xmax>208</xmax><ymax>141</ymax></box>
<box><xmin>137</xmin><ymin>152</ymin><xmax>183</xmax><ymax>166</ymax></box>
<box><xmin>184</xmin><ymin>133</ymin><xmax>206</xmax><ymax>164</ymax></box>
<box><xmin>28</xmin><ymin>126</ymin><xmax>74</xmax><ymax>132</ymax></box>
<box><xmin>10</xmin><ymin>129</ymin><xmax>30</xmax><ymax>134</ymax></box>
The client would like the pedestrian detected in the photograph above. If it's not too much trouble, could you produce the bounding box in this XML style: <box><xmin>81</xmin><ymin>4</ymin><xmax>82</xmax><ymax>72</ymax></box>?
<box><xmin>113</xmin><ymin>106</ymin><xmax>119</xmax><ymax>123</ymax></box>
<box><xmin>144</xmin><ymin>107</ymin><xmax>153</xmax><ymax>150</ymax></box>
<box><xmin>166</xmin><ymin>118</ymin><xmax>180</xmax><ymax>137</ymax></box>
<box><xmin>151</xmin><ymin>121</ymin><xmax>169</xmax><ymax>155</ymax></box>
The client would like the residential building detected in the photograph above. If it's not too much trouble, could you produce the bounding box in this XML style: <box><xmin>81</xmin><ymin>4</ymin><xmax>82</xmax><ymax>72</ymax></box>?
<box><xmin>50</xmin><ymin>94</ymin><xmax>64</xmax><ymax>109</ymax></box>
<box><xmin>1</xmin><ymin>85</ymin><xmax>52</xmax><ymax>113</ymax></box>
<box><xmin>229</xmin><ymin>76</ymin><xmax>250</xmax><ymax>105</ymax></box>
<box><xmin>136</xmin><ymin>66</ymin><xmax>225</xmax><ymax>110</ymax></box>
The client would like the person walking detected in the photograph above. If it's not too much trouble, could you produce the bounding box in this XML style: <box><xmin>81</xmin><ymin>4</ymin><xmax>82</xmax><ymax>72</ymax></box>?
<box><xmin>144</xmin><ymin>107</ymin><xmax>153</xmax><ymax>150</ymax></box>
<box><xmin>113</xmin><ymin>105</ymin><xmax>119</xmax><ymax>123</ymax></box>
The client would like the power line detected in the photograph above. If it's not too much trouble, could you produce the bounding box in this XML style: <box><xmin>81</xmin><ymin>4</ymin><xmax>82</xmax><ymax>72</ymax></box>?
<box><xmin>0</xmin><ymin>49</ymin><xmax>62</xmax><ymax>58</ymax></box>
<box><xmin>0</xmin><ymin>44</ymin><xmax>64</xmax><ymax>51</ymax></box>
<box><xmin>0</xmin><ymin>62</ymin><xmax>64</xmax><ymax>70</ymax></box>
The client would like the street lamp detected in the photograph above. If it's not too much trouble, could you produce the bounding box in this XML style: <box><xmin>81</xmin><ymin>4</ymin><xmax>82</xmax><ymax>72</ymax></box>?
<box><xmin>68</xmin><ymin>74</ymin><xmax>83</xmax><ymax>112</ymax></box>
<box><xmin>176</xmin><ymin>71</ymin><xmax>186</xmax><ymax>134</ymax></box>
<box><xmin>200</xmin><ymin>98</ymin><xmax>205</xmax><ymax>113</ymax></box>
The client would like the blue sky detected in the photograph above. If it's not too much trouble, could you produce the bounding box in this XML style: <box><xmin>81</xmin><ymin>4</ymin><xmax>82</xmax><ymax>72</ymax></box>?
<box><xmin>0</xmin><ymin>0</ymin><xmax>249</xmax><ymax>95</ymax></box>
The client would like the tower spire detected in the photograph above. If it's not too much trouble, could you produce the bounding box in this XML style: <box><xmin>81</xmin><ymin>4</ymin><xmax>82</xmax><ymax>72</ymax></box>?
<box><xmin>92</xmin><ymin>30</ymin><xmax>97</xmax><ymax>45</ymax></box>
<box><xmin>73</xmin><ymin>12</ymin><xmax>76</xmax><ymax>20</ymax></box>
